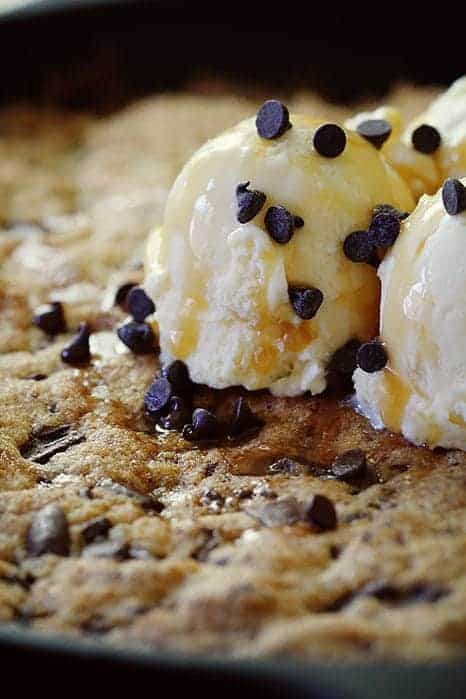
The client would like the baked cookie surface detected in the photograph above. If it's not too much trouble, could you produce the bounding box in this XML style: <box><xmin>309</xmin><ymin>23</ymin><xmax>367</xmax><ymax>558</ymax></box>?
<box><xmin>1</xmin><ymin>86</ymin><xmax>465</xmax><ymax>662</ymax></box>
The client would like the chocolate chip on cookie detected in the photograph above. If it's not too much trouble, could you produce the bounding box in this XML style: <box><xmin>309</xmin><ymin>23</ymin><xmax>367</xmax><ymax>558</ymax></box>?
<box><xmin>161</xmin><ymin>360</ymin><xmax>193</xmax><ymax>394</ymax></box>
<box><xmin>144</xmin><ymin>376</ymin><xmax>173</xmax><ymax>418</ymax></box>
<box><xmin>81</xmin><ymin>517</ymin><xmax>112</xmax><ymax>544</ymax></box>
<box><xmin>332</xmin><ymin>449</ymin><xmax>367</xmax><ymax>481</ymax></box>
<box><xmin>33</xmin><ymin>301</ymin><xmax>66</xmax><ymax>336</ymax></box>
<box><xmin>21</xmin><ymin>424</ymin><xmax>85</xmax><ymax>465</ymax></box>
<box><xmin>228</xmin><ymin>397</ymin><xmax>263</xmax><ymax>437</ymax></box>
<box><xmin>114</xmin><ymin>282</ymin><xmax>137</xmax><ymax>310</ymax></box>
<box><xmin>117</xmin><ymin>321</ymin><xmax>155</xmax><ymax>354</ymax></box>
<box><xmin>26</xmin><ymin>503</ymin><xmax>70</xmax><ymax>557</ymax></box>
<box><xmin>159</xmin><ymin>396</ymin><xmax>192</xmax><ymax>431</ymax></box>
<box><xmin>183</xmin><ymin>408</ymin><xmax>220</xmax><ymax>441</ymax></box>
<box><xmin>61</xmin><ymin>322</ymin><xmax>91</xmax><ymax>365</ymax></box>
<box><xmin>127</xmin><ymin>287</ymin><xmax>155</xmax><ymax>322</ymax></box>
<box><xmin>305</xmin><ymin>494</ymin><xmax>338</xmax><ymax>530</ymax></box>
<box><xmin>361</xmin><ymin>581</ymin><xmax>448</xmax><ymax>605</ymax></box>
<box><xmin>26</xmin><ymin>373</ymin><xmax>48</xmax><ymax>381</ymax></box>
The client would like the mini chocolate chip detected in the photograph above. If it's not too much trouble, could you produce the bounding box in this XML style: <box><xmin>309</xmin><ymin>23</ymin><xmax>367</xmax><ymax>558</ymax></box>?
<box><xmin>236</xmin><ymin>182</ymin><xmax>266</xmax><ymax>224</ymax></box>
<box><xmin>288</xmin><ymin>285</ymin><xmax>323</xmax><ymax>320</ymax></box>
<box><xmin>82</xmin><ymin>540</ymin><xmax>129</xmax><ymax>560</ymax></box>
<box><xmin>144</xmin><ymin>377</ymin><xmax>172</xmax><ymax>418</ymax></box>
<box><xmin>369</xmin><ymin>212</ymin><xmax>401</xmax><ymax>248</ymax></box>
<box><xmin>32</xmin><ymin>301</ymin><xmax>66</xmax><ymax>336</ymax></box>
<box><xmin>117</xmin><ymin>321</ymin><xmax>155</xmax><ymax>355</ymax></box>
<box><xmin>183</xmin><ymin>408</ymin><xmax>220</xmax><ymax>441</ymax></box>
<box><xmin>114</xmin><ymin>282</ymin><xmax>137</xmax><ymax>310</ymax></box>
<box><xmin>26</xmin><ymin>373</ymin><xmax>47</xmax><ymax>381</ymax></box>
<box><xmin>21</xmin><ymin>424</ymin><xmax>85</xmax><ymax>465</ymax></box>
<box><xmin>372</xmin><ymin>204</ymin><xmax>409</xmax><ymax>221</ymax></box>
<box><xmin>127</xmin><ymin>287</ymin><xmax>155</xmax><ymax>322</ymax></box>
<box><xmin>293</xmin><ymin>215</ymin><xmax>304</xmax><ymax>228</ymax></box>
<box><xmin>328</xmin><ymin>339</ymin><xmax>361</xmax><ymax>376</ymax></box>
<box><xmin>265</xmin><ymin>205</ymin><xmax>297</xmax><ymax>244</ymax></box>
<box><xmin>359</xmin><ymin>580</ymin><xmax>405</xmax><ymax>604</ymax></box>
<box><xmin>81</xmin><ymin>517</ymin><xmax>112</xmax><ymax>544</ymax></box>
<box><xmin>343</xmin><ymin>230</ymin><xmax>375</xmax><ymax>263</ymax></box>
<box><xmin>313</xmin><ymin>123</ymin><xmax>346</xmax><ymax>158</ymax></box>
<box><xmin>332</xmin><ymin>449</ymin><xmax>367</xmax><ymax>481</ymax></box>
<box><xmin>161</xmin><ymin>360</ymin><xmax>192</xmax><ymax>394</ymax></box>
<box><xmin>26</xmin><ymin>504</ymin><xmax>70</xmax><ymax>557</ymax></box>
<box><xmin>229</xmin><ymin>397</ymin><xmax>262</xmax><ymax>437</ymax></box>
<box><xmin>267</xmin><ymin>458</ymin><xmax>307</xmax><ymax>476</ymax></box>
<box><xmin>357</xmin><ymin>341</ymin><xmax>388</xmax><ymax>373</ymax></box>
<box><xmin>256</xmin><ymin>100</ymin><xmax>291</xmax><ymax>139</ymax></box>
<box><xmin>362</xmin><ymin>581</ymin><xmax>403</xmax><ymax>602</ymax></box>
<box><xmin>159</xmin><ymin>395</ymin><xmax>191</xmax><ymax>431</ymax></box>
<box><xmin>405</xmin><ymin>583</ymin><xmax>449</xmax><ymax>604</ymax></box>
<box><xmin>411</xmin><ymin>124</ymin><xmax>441</xmax><ymax>154</ymax></box>
<box><xmin>246</xmin><ymin>496</ymin><xmax>301</xmax><ymax>527</ymax></box>
<box><xmin>98</xmin><ymin>479</ymin><xmax>164</xmax><ymax>513</ymax></box>
<box><xmin>442</xmin><ymin>178</ymin><xmax>466</xmax><ymax>215</ymax></box>
<box><xmin>356</xmin><ymin>119</ymin><xmax>392</xmax><ymax>149</ymax></box>
<box><xmin>305</xmin><ymin>494</ymin><xmax>337</xmax><ymax>530</ymax></box>
<box><xmin>61</xmin><ymin>322</ymin><xmax>91</xmax><ymax>365</ymax></box>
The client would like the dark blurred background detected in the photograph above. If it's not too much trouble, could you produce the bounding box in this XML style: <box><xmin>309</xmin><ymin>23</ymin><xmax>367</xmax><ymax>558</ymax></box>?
<box><xmin>0</xmin><ymin>0</ymin><xmax>464</xmax><ymax>111</ymax></box>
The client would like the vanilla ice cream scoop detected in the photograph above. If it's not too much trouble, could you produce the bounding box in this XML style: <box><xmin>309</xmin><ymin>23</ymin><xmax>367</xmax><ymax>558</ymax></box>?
<box><xmin>347</xmin><ymin>76</ymin><xmax>466</xmax><ymax>201</ymax></box>
<box><xmin>346</xmin><ymin>106</ymin><xmax>441</xmax><ymax>200</ymax></box>
<box><xmin>145</xmin><ymin>103</ymin><xmax>413</xmax><ymax>396</ymax></box>
<box><xmin>354</xmin><ymin>177</ymin><xmax>466</xmax><ymax>450</ymax></box>
<box><xmin>407</xmin><ymin>75</ymin><xmax>466</xmax><ymax>181</ymax></box>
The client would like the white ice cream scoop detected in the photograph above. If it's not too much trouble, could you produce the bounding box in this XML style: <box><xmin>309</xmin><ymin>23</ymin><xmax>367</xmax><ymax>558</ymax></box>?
<box><xmin>145</xmin><ymin>103</ymin><xmax>413</xmax><ymax>397</ymax></box>
<box><xmin>354</xmin><ymin>177</ymin><xmax>466</xmax><ymax>450</ymax></box>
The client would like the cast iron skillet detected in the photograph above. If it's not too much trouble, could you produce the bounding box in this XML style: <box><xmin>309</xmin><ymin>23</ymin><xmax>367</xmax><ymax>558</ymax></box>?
<box><xmin>0</xmin><ymin>2</ymin><xmax>465</xmax><ymax>696</ymax></box>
